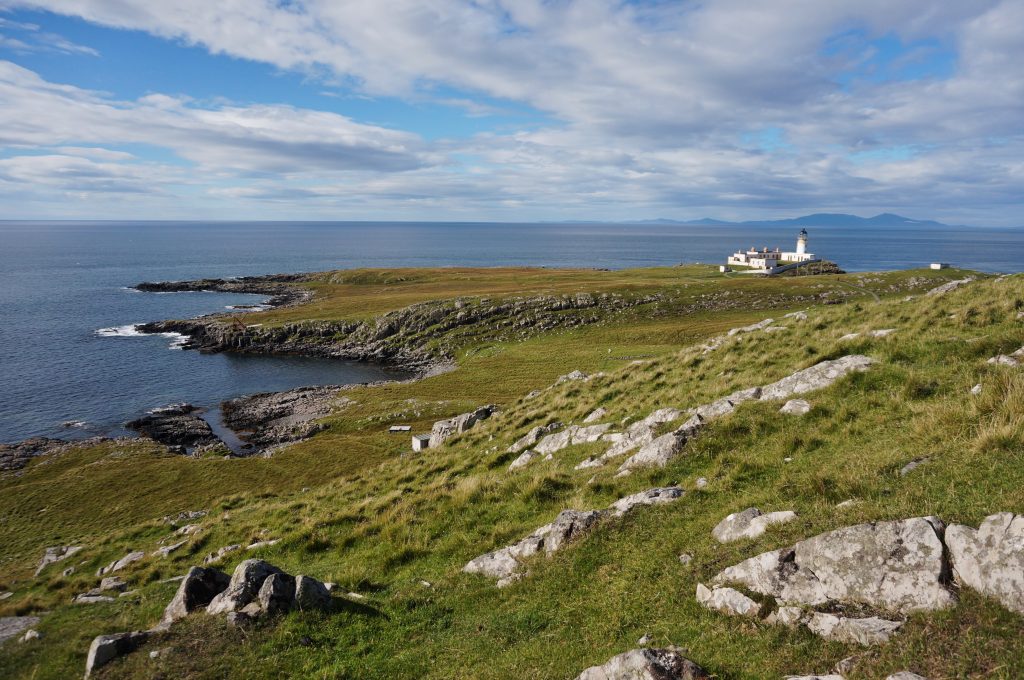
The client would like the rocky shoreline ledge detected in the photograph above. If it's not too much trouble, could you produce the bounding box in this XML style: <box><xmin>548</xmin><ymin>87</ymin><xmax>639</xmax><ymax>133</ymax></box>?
<box><xmin>133</xmin><ymin>274</ymin><xmax>315</xmax><ymax>308</ymax></box>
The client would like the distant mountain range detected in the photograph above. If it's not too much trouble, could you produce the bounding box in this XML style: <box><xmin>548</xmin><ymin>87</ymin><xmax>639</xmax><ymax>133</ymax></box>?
<box><xmin>632</xmin><ymin>213</ymin><xmax>951</xmax><ymax>228</ymax></box>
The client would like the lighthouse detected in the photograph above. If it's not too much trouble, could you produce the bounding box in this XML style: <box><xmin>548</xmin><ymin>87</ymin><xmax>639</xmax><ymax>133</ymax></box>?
<box><xmin>796</xmin><ymin>228</ymin><xmax>808</xmax><ymax>256</ymax></box>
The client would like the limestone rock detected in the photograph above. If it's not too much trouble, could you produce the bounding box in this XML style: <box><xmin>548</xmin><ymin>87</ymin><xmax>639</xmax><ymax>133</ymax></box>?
<box><xmin>713</xmin><ymin>517</ymin><xmax>955</xmax><ymax>613</ymax></box>
<box><xmin>256</xmin><ymin>572</ymin><xmax>296</xmax><ymax>616</ymax></box>
<box><xmin>805</xmin><ymin>612</ymin><xmax>902</xmax><ymax>646</ymax></box>
<box><xmin>97</xmin><ymin>550</ymin><xmax>145</xmax><ymax>577</ymax></box>
<box><xmin>987</xmin><ymin>354</ymin><xmax>1020</xmax><ymax>367</ymax></box>
<box><xmin>784</xmin><ymin>311</ymin><xmax>808</xmax><ymax>321</ymax></box>
<box><xmin>85</xmin><ymin>631</ymin><xmax>149</xmax><ymax>677</ymax></box>
<box><xmin>946</xmin><ymin>512</ymin><xmax>1024</xmax><ymax>614</ymax></box>
<box><xmin>203</xmin><ymin>544</ymin><xmax>241</xmax><ymax>564</ymax></box>
<box><xmin>294</xmin><ymin>575</ymin><xmax>332</xmax><ymax>611</ymax></box>
<box><xmin>572</xmin><ymin>423</ymin><xmax>612</xmax><ymax>444</ymax></box>
<box><xmin>780</xmin><ymin>399</ymin><xmax>811</xmax><ymax>415</ymax></box>
<box><xmin>617</xmin><ymin>429</ymin><xmax>689</xmax><ymax>472</ymax></box>
<box><xmin>463</xmin><ymin>510</ymin><xmax>604</xmax><ymax>582</ymax></box>
<box><xmin>899</xmin><ymin>458</ymin><xmax>930</xmax><ymax>477</ymax></box>
<box><xmin>508</xmin><ymin>450</ymin><xmax>537</xmax><ymax>471</ymax></box>
<box><xmin>535</xmin><ymin>427</ymin><xmax>577</xmax><ymax>455</ymax></box>
<box><xmin>207</xmin><ymin>559</ymin><xmax>283</xmax><ymax>615</ymax></box>
<box><xmin>971</xmin><ymin>383</ymin><xmax>983</xmax><ymax>395</ymax></box>
<box><xmin>19</xmin><ymin>629</ymin><xmax>40</xmax><ymax>643</ymax></box>
<box><xmin>35</xmin><ymin>545</ymin><xmax>82</xmax><ymax>576</ymax></box>
<box><xmin>759</xmin><ymin>355</ymin><xmax>874</xmax><ymax>401</ymax></box>
<box><xmin>556</xmin><ymin>370</ymin><xmax>590</xmax><ymax>384</ymax></box>
<box><xmin>153</xmin><ymin>540</ymin><xmax>187</xmax><ymax>558</ymax></box>
<box><xmin>507</xmin><ymin>422</ymin><xmax>560</xmax><ymax>454</ymax></box>
<box><xmin>712</xmin><ymin>508</ymin><xmax>797</xmax><ymax>543</ymax></box>
<box><xmin>765</xmin><ymin>606</ymin><xmax>804</xmax><ymax>627</ymax></box>
<box><xmin>838</xmin><ymin>333</ymin><xmax>861</xmax><ymax>342</ymax></box>
<box><xmin>429</xmin><ymin>405</ymin><xmax>493</xmax><ymax>448</ymax></box>
<box><xmin>575</xmin><ymin>647</ymin><xmax>710</xmax><ymax>680</ymax></box>
<box><xmin>785</xmin><ymin>675</ymin><xmax>844</xmax><ymax>680</ymax></box>
<box><xmin>0</xmin><ymin>616</ymin><xmax>40</xmax><ymax>645</ymax></box>
<box><xmin>75</xmin><ymin>593</ymin><xmax>116</xmax><ymax>604</ymax></box>
<box><xmin>160</xmin><ymin>566</ymin><xmax>230</xmax><ymax>626</ymax></box>
<box><xmin>728</xmin><ymin>318</ymin><xmax>774</xmax><ymax>336</ymax></box>
<box><xmin>607</xmin><ymin>487</ymin><xmax>684</xmax><ymax>518</ymax></box>
<box><xmin>926</xmin><ymin>277</ymin><xmax>974</xmax><ymax>296</ymax></box>
<box><xmin>600</xmin><ymin>408</ymin><xmax>682</xmax><ymax>460</ymax></box>
<box><xmin>99</xmin><ymin>577</ymin><xmax>127</xmax><ymax>592</ymax></box>
<box><xmin>869</xmin><ymin>328</ymin><xmax>896</xmax><ymax>338</ymax></box>
<box><xmin>583</xmin><ymin>407</ymin><xmax>608</xmax><ymax>424</ymax></box>
<box><xmin>695</xmin><ymin>583</ymin><xmax>760</xmax><ymax>617</ymax></box>
<box><xmin>886</xmin><ymin>673</ymin><xmax>928</xmax><ymax>680</ymax></box>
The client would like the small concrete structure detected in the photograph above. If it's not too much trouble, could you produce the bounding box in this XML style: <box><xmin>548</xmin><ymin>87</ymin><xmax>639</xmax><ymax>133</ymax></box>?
<box><xmin>930</xmin><ymin>262</ymin><xmax>950</xmax><ymax>270</ymax></box>
<box><xmin>719</xmin><ymin>265</ymin><xmax>731</xmax><ymax>273</ymax></box>
<box><xmin>728</xmin><ymin>229</ymin><xmax>818</xmax><ymax>271</ymax></box>
<box><xmin>411</xmin><ymin>434</ymin><xmax>431</xmax><ymax>451</ymax></box>
<box><xmin>389</xmin><ymin>425</ymin><xmax>411</xmax><ymax>433</ymax></box>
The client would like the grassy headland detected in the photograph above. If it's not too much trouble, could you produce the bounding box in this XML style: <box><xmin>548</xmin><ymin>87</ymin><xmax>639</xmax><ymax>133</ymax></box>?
<box><xmin>2</xmin><ymin>264</ymin><xmax>1022</xmax><ymax>679</ymax></box>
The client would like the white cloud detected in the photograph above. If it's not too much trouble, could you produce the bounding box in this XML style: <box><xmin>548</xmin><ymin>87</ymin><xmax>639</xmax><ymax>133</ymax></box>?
<box><xmin>0</xmin><ymin>1</ymin><xmax>1022</xmax><ymax>223</ymax></box>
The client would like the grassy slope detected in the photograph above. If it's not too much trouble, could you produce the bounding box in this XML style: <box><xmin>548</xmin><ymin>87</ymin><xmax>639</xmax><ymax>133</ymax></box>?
<box><xmin>4</xmin><ymin>266</ymin><xmax>1023</xmax><ymax>679</ymax></box>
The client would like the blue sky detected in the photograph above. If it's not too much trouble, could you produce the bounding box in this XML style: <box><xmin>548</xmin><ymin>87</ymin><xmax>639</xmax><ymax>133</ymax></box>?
<box><xmin>0</xmin><ymin>1</ymin><xmax>1021</xmax><ymax>224</ymax></box>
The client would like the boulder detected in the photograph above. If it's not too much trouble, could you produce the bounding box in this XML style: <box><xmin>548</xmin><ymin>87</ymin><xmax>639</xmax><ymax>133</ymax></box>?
<box><xmin>617</xmin><ymin>429</ymin><xmax>689</xmax><ymax>472</ymax></box>
<box><xmin>786</xmin><ymin>675</ymin><xmax>844</xmax><ymax>680</ymax></box>
<box><xmin>575</xmin><ymin>647</ymin><xmax>710</xmax><ymax>680</ymax></box>
<box><xmin>153</xmin><ymin>540</ymin><xmax>187</xmax><ymax>558</ymax></box>
<box><xmin>886</xmin><ymin>673</ymin><xmax>928</xmax><ymax>680</ymax></box>
<box><xmin>780</xmin><ymin>399</ymin><xmax>811</xmax><ymax>415</ymax></box>
<box><xmin>85</xmin><ymin>631</ymin><xmax>149</xmax><ymax>677</ymax></box>
<box><xmin>784</xmin><ymin>311</ymin><xmax>808</xmax><ymax>321</ymax></box>
<box><xmin>294</xmin><ymin>575</ymin><xmax>332</xmax><ymax>611</ymax></box>
<box><xmin>805</xmin><ymin>612</ymin><xmax>902</xmax><ymax>646</ymax></box>
<box><xmin>35</xmin><ymin>545</ymin><xmax>82</xmax><ymax>576</ymax></box>
<box><xmin>765</xmin><ymin>606</ymin><xmax>804</xmax><ymax>627</ymax></box>
<box><xmin>160</xmin><ymin>566</ymin><xmax>230</xmax><ymax>627</ymax></box>
<box><xmin>945</xmin><ymin>512</ymin><xmax>1024</xmax><ymax>614</ymax></box>
<box><xmin>582</xmin><ymin>407</ymin><xmax>608</xmax><ymax>424</ymax></box>
<box><xmin>556</xmin><ymin>370</ymin><xmax>590</xmax><ymax>384</ymax></box>
<box><xmin>607</xmin><ymin>487</ymin><xmax>684</xmax><ymax>518</ymax></box>
<box><xmin>207</xmin><ymin>559</ymin><xmax>283</xmax><ymax>615</ymax></box>
<box><xmin>759</xmin><ymin>356</ymin><xmax>874</xmax><ymax>401</ymax></box>
<box><xmin>713</xmin><ymin>517</ymin><xmax>955</xmax><ymax>613</ymax></box>
<box><xmin>695</xmin><ymin>583</ymin><xmax>760</xmax><ymax>617</ymax></box>
<box><xmin>712</xmin><ymin>508</ymin><xmax>797</xmax><ymax>543</ymax></box>
<box><xmin>19</xmin><ymin>629</ymin><xmax>40</xmax><ymax>643</ymax></box>
<box><xmin>203</xmin><ymin>544</ymin><xmax>241</xmax><ymax>564</ymax></box>
<box><xmin>429</xmin><ymin>405</ymin><xmax>493</xmax><ymax>448</ymax></box>
<box><xmin>899</xmin><ymin>458</ymin><xmax>930</xmax><ymax>476</ymax></box>
<box><xmin>572</xmin><ymin>423</ymin><xmax>612</xmax><ymax>444</ymax></box>
<box><xmin>600</xmin><ymin>408</ymin><xmax>682</xmax><ymax>460</ymax></box>
<box><xmin>97</xmin><ymin>550</ymin><xmax>145</xmax><ymax>577</ymax></box>
<box><xmin>75</xmin><ymin>593</ymin><xmax>116</xmax><ymax>604</ymax></box>
<box><xmin>255</xmin><ymin>572</ymin><xmax>296</xmax><ymax>616</ymax></box>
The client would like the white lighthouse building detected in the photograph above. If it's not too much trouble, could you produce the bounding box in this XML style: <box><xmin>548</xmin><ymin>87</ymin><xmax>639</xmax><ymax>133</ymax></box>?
<box><xmin>727</xmin><ymin>229</ymin><xmax>818</xmax><ymax>270</ymax></box>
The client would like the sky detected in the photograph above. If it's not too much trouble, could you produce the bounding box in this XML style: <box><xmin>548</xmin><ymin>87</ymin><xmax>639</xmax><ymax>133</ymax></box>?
<box><xmin>0</xmin><ymin>1</ymin><xmax>1021</xmax><ymax>225</ymax></box>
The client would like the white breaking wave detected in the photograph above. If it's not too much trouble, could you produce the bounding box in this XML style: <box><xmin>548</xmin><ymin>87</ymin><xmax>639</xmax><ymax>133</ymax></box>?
<box><xmin>96</xmin><ymin>325</ymin><xmax>189</xmax><ymax>349</ymax></box>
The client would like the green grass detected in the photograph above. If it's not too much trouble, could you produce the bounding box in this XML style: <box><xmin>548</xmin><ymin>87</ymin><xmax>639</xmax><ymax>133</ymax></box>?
<box><xmin>2</xmin><ymin>266</ymin><xmax>1022</xmax><ymax>679</ymax></box>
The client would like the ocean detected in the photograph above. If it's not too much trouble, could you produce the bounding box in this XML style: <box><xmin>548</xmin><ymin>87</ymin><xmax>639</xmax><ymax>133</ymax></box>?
<box><xmin>2</xmin><ymin>220</ymin><xmax>1022</xmax><ymax>444</ymax></box>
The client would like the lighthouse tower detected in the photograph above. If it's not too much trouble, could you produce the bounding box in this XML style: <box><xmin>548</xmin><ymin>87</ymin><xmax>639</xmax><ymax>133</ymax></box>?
<box><xmin>796</xmin><ymin>228</ymin><xmax>808</xmax><ymax>256</ymax></box>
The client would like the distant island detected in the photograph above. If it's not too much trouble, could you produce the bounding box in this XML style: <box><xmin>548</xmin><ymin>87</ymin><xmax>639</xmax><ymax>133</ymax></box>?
<box><xmin>569</xmin><ymin>212</ymin><xmax>953</xmax><ymax>228</ymax></box>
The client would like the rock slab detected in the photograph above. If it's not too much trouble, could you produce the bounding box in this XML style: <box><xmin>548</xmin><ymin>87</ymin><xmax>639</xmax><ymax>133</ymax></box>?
<box><xmin>575</xmin><ymin>647</ymin><xmax>710</xmax><ymax>680</ymax></box>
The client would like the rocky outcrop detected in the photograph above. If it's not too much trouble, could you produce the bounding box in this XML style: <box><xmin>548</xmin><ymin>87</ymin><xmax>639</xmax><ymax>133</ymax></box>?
<box><xmin>583</xmin><ymin>407</ymin><xmax>607</xmax><ymax>424</ymax></box>
<box><xmin>805</xmin><ymin>613</ymin><xmax>902</xmax><ymax>646</ymax></box>
<box><xmin>712</xmin><ymin>508</ymin><xmax>797</xmax><ymax>543</ymax></box>
<box><xmin>0</xmin><ymin>616</ymin><xmax>40</xmax><ymax>645</ymax></box>
<box><xmin>428</xmin><ymin>405</ymin><xmax>494</xmax><ymax>448</ymax></box>
<box><xmin>126</xmin><ymin>404</ymin><xmax>219</xmax><ymax>451</ymax></box>
<box><xmin>206</xmin><ymin>559</ymin><xmax>284</xmax><ymax>615</ymax></box>
<box><xmin>294</xmin><ymin>575</ymin><xmax>333</xmax><ymax>611</ymax></box>
<box><xmin>134</xmin><ymin>273</ymin><xmax>313</xmax><ymax>308</ymax></box>
<box><xmin>464</xmin><ymin>487</ymin><xmax>684</xmax><ymax>586</ymax></box>
<box><xmin>35</xmin><ymin>545</ymin><xmax>82</xmax><ymax>576</ymax></box>
<box><xmin>695</xmin><ymin>583</ymin><xmax>760</xmax><ymax>617</ymax></box>
<box><xmin>221</xmin><ymin>386</ymin><xmax>348</xmax><ymax>450</ymax></box>
<box><xmin>84</xmin><ymin>631</ymin><xmax>149</xmax><ymax>677</ymax></box>
<box><xmin>574</xmin><ymin>648</ymin><xmax>710</xmax><ymax>680</ymax></box>
<box><xmin>507</xmin><ymin>422</ymin><xmax>562</xmax><ymax>454</ymax></box>
<box><xmin>926</xmin><ymin>277</ymin><xmax>974</xmax><ymax>296</ymax></box>
<box><xmin>945</xmin><ymin>513</ymin><xmax>1024</xmax><ymax>614</ymax></box>
<box><xmin>159</xmin><ymin>566</ymin><xmax>230</xmax><ymax>628</ymax></box>
<box><xmin>713</xmin><ymin>517</ymin><xmax>954</xmax><ymax>613</ymax></box>
<box><xmin>758</xmin><ymin>355</ymin><xmax>874</xmax><ymax>401</ymax></box>
<box><xmin>728</xmin><ymin>318</ymin><xmax>774</xmax><ymax>336</ymax></box>
<box><xmin>97</xmin><ymin>551</ymin><xmax>145</xmax><ymax>577</ymax></box>
<box><xmin>138</xmin><ymin>290</ymin><xmax>664</xmax><ymax>373</ymax></box>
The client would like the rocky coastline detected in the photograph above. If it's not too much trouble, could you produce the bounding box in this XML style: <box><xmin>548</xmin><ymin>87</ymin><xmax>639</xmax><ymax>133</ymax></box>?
<box><xmin>133</xmin><ymin>274</ymin><xmax>315</xmax><ymax>308</ymax></box>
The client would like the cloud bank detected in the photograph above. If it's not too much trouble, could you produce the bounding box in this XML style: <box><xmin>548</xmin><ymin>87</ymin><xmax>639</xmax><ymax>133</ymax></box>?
<box><xmin>0</xmin><ymin>0</ymin><xmax>1021</xmax><ymax>223</ymax></box>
